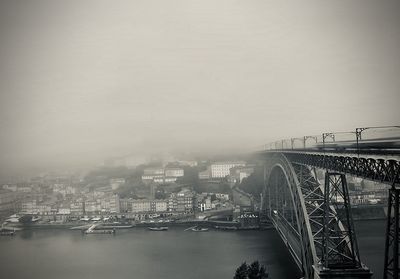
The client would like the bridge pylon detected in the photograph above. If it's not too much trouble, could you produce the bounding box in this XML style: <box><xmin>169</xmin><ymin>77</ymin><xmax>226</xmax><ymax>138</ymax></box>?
<box><xmin>384</xmin><ymin>187</ymin><xmax>400</xmax><ymax>279</ymax></box>
<box><xmin>314</xmin><ymin>172</ymin><xmax>372</xmax><ymax>278</ymax></box>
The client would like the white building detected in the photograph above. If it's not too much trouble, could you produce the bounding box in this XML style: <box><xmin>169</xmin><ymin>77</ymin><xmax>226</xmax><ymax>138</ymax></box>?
<box><xmin>211</xmin><ymin>161</ymin><xmax>246</xmax><ymax>178</ymax></box>
<box><xmin>153</xmin><ymin>177</ymin><xmax>177</xmax><ymax>184</ymax></box>
<box><xmin>131</xmin><ymin>200</ymin><xmax>151</xmax><ymax>213</ymax></box>
<box><xmin>177</xmin><ymin>160</ymin><xmax>198</xmax><ymax>167</ymax></box>
<box><xmin>85</xmin><ymin>200</ymin><xmax>102</xmax><ymax>213</ymax></box>
<box><xmin>165</xmin><ymin>168</ymin><xmax>184</xmax><ymax>177</ymax></box>
<box><xmin>153</xmin><ymin>200</ymin><xmax>168</xmax><ymax>212</ymax></box>
<box><xmin>144</xmin><ymin>168</ymin><xmax>164</xmax><ymax>175</ymax></box>
<box><xmin>58</xmin><ymin>208</ymin><xmax>71</xmax><ymax>215</ymax></box>
<box><xmin>99</xmin><ymin>195</ymin><xmax>120</xmax><ymax>213</ymax></box>
<box><xmin>21</xmin><ymin>200</ymin><xmax>53</xmax><ymax>215</ymax></box>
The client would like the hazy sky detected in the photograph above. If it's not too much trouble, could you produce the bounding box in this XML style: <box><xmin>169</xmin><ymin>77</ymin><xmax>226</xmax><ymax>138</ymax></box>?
<box><xmin>0</xmin><ymin>0</ymin><xmax>399</xmax><ymax>173</ymax></box>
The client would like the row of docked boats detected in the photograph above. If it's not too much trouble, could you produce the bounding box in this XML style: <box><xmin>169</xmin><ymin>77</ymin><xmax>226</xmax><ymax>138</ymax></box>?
<box><xmin>148</xmin><ymin>225</ymin><xmax>209</xmax><ymax>232</ymax></box>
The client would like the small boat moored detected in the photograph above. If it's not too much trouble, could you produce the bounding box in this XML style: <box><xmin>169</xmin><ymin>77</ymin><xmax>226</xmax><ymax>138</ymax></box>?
<box><xmin>191</xmin><ymin>226</ymin><xmax>209</xmax><ymax>232</ymax></box>
<box><xmin>83</xmin><ymin>224</ymin><xmax>115</xmax><ymax>234</ymax></box>
<box><xmin>148</xmin><ymin>227</ymin><xmax>168</xmax><ymax>231</ymax></box>
<box><xmin>84</xmin><ymin>229</ymin><xmax>115</xmax><ymax>234</ymax></box>
<box><xmin>0</xmin><ymin>230</ymin><xmax>15</xmax><ymax>236</ymax></box>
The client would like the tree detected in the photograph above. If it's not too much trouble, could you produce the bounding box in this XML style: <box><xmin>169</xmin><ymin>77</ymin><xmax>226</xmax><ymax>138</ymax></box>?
<box><xmin>234</xmin><ymin>261</ymin><xmax>268</xmax><ymax>279</ymax></box>
<box><xmin>248</xmin><ymin>261</ymin><xmax>268</xmax><ymax>279</ymax></box>
<box><xmin>234</xmin><ymin>262</ymin><xmax>248</xmax><ymax>279</ymax></box>
<box><xmin>238</xmin><ymin>166</ymin><xmax>264</xmax><ymax>199</ymax></box>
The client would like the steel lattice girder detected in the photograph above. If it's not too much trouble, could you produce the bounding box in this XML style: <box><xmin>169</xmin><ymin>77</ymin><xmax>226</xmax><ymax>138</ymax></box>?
<box><xmin>321</xmin><ymin>172</ymin><xmax>361</xmax><ymax>269</ymax></box>
<box><xmin>263</xmin><ymin>153</ymin><xmax>317</xmax><ymax>279</ymax></box>
<box><xmin>262</xmin><ymin>153</ymin><xmax>371</xmax><ymax>279</ymax></box>
<box><xmin>384</xmin><ymin>188</ymin><xmax>400</xmax><ymax>279</ymax></box>
<box><xmin>292</xmin><ymin>165</ymin><xmax>361</xmax><ymax>268</ymax></box>
<box><xmin>279</xmin><ymin>152</ymin><xmax>400</xmax><ymax>185</ymax></box>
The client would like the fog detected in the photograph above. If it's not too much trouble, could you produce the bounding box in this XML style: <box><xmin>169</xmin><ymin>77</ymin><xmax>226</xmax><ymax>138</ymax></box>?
<box><xmin>0</xmin><ymin>0</ymin><xmax>399</xmax><ymax>175</ymax></box>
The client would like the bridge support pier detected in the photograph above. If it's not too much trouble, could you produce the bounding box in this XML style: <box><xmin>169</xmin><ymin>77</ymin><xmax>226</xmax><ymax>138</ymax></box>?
<box><xmin>313</xmin><ymin>265</ymin><xmax>373</xmax><ymax>279</ymax></box>
<box><xmin>315</xmin><ymin>172</ymin><xmax>372</xmax><ymax>279</ymax></box>
<box><xmin>384</xmin><ymin>187</ymin><xmax>400</xmax><ymax>279</ymax></box>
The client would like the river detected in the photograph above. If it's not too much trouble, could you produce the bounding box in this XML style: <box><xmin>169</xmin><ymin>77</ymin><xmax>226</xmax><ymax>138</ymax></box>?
<box><xmin>0</xmin><ymin>220</ymin><xmax>386</xmax><ymax>279</ymax></box>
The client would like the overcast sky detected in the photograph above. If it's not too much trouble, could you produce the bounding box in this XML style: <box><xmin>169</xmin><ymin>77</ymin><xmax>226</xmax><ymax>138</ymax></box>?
<box><xmin>0</xmin><ymin>0</ymin><xmax>399</xmax><ymax>174</ymax></box>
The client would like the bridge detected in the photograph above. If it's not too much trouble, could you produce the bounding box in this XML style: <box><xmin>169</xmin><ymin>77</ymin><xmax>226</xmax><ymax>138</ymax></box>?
<box><xmin>257</xmin><ymin>126</ymin><xmax>400</xmax><ymax>279</ymax></box>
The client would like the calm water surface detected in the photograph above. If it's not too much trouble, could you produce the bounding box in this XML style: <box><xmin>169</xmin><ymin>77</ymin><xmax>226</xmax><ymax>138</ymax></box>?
<box><xmin>0</xmin><ymin>220</ymin><xmax>386</xmax><ymax>279</ymax></box>
<box><xmin>0</xmin><ymin>227</ymin><xmax>301</xmax><ymax>279</ymax></box>
<box><xmin>355</xmin><ymin>219</ymin><xmax>386</xmax><ymax>279</ymax></box>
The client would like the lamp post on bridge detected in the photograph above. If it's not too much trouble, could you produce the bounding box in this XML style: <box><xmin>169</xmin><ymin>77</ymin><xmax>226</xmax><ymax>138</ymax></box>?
<box><xmin>355</xmin><ymin>126</ymin><xmax>400</xmax><ymax>156</ymax></box>
<box><xmin>322</xmin><ymin>133</ymin><xmax>335</xmax><ymax>163</ymax></box>
<box><xmin>303</xmin><ymin>136</ymin><xmax>318</xmax><ymax>149</ymax></box>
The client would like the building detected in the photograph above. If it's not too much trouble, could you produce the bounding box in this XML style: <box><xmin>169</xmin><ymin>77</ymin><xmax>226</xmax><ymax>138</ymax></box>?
<box><xmin>198</xmin><ymin>196</ymin><xmax>212</xmax><ymax>211</ymax></box>
<box><xmin>176</xmin><ymin>189</ymin><xmax>194</xmax><ymax>212</ymax></box>
<box><xmin>99</xmin><ymin>195</ymin><xmax>120</xmax><ymax>213</ymax></box>
<box><xmin>154</xmin><ymin>200</ymin><xmax>167</xmax><ymax>212</ymax></box>
<box><xmin>144</xmin><ymin>168</ymin><xmax>164</xmax><ymax>176</ymax></box>
<box><xmin>167</xmin><ymin>195</ymin><xmax>178</xmax><ymax>212</ymax></box>
<box><xmin>58</xmin><ymin>207</ymin><xmax>71</xmax><ymax>215</ymax></box>
<box><xmin>70</xmin><ymin>201</ymin><xmax>84</xmax><ymax>215</ymax></box>
<box><xmin>131</xmin><ymin>200</ymin><xmax>151</xmax><ymax>213</ymax></box>
<box><xmin>84</xmin><ymin>200</ymin><xmax>101</xmax><ymax>214</ymax></box>
<box><xmin>153</xmin><ymin>176</ymin><xmax>177</xmax><ymax>184</ymax></box>
<box><xmin>150</xmin><ymin>200</ymin><xmax>168</xmax><ymax>212</ymax></box>
<box><xmin>21</xmin><ymin>200</ymin><xmax>53</xmax><ymax>215</ymax></box>
<box><xmin>142</xmin><ymin>167</ymin><xmax>183</xmax><ymax>184</ymax></box>
<box><xmin>110</xmin><ymin>178</ymin><xmax>125</xmax><ymax>190</ymax></box>
<box><xmin>210</xmin><ymin>161</ymin><xmax>246</xmax><ymax>178</ymax></box>
<box><xmin>198</xmin><ymin>168</ymin><xmax>211</xmax><ymax>180</ymax></box>
<box><xmin>165</xmin><ymin>168</ymin><xmax>184</xmax><ymax>177</ymax></box>
<box><xmin>177</xmin><ymin>160</ymin><xmax>198</xmax><ymax>167</ymax></box>
<box><xmin>0</xmin><ymin>190</ymin><xmax>18</xmax><ymax>215</ymax></box>
<box><xmin>229</xmin><ymin>166</ymin><xmax>254</xmax><ymax>183</ymax></box>
<box><xmin>119</xmin><ymin>198</ymin><xmax>131</xmax><ymax>213</ymax></box>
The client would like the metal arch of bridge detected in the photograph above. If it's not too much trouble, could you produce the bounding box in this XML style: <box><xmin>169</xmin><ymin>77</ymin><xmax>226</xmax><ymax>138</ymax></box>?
<box><xmin>263</xmin><ymin>153</ymin><xmax>317</xmax><ymax>278</ymax></box>
<box><xmin>262</xmin><ymin>153</ymin><xmax>372</xmax><ymax>279</ymax></box>
<box><xmin>279</xmin><ymin>152</ymin><xmax>400</xmax><ymax>185</ymax></box>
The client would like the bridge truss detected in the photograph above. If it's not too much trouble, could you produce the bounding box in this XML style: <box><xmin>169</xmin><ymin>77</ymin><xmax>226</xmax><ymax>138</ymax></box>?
<box><xmin>261</xmin><ymin>126</ymin><xmax>400</xmax><ymax>278</ymax></box>
<box><xmin>261</xmin><ymin>152</ymin><xmax>389</xmax><ymax>278</ymax></box>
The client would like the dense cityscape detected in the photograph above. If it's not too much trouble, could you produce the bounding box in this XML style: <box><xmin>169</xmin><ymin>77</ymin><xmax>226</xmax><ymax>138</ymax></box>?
<box><xmin>0</xmin><ymin>154</ymin><xmax>389</xmax><ymax>230</ymax></box>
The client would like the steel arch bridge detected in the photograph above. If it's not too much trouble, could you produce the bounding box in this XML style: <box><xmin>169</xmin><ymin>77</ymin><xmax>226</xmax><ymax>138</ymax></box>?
<box><xmin>258</xmin><ymin>126</ymin><xmax>400</xmax><ymax>279</ymax></box>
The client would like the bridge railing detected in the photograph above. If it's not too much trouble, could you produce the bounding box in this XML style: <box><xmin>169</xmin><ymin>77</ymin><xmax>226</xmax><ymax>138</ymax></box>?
<box><xmin>262</xmin><ymin>126</ymin><xmax>400</xmax><ymax>154</ymax></box>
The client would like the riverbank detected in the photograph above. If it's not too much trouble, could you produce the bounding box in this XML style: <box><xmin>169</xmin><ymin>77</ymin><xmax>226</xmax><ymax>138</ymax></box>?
<box><xmin>5</xmin><ymin>219</ymin><xmax>249</xmax><ymax>231</ymax></box>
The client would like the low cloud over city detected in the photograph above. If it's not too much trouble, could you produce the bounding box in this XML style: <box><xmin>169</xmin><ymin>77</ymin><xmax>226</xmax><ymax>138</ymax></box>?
<box><xmin>1</xmin><ymin>0</ymin><xmax>399</xmax><ymax>175</ymax></box>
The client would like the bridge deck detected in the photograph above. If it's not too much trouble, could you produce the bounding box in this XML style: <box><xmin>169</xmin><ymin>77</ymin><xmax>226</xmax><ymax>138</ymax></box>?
<box><xmin>261</xmin><ymin>150</ymin><xmax>400</xmax><ymax>186</ymax></box>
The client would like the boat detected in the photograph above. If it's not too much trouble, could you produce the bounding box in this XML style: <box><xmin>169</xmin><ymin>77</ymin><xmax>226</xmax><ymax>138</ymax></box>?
<box><xmin>84</xmin><ymin>229</ymin><xmax>115</xmax><ymax>234</ymax></box>
<box><xmin>191</xmin><ymin>227</ymin><xmax>209</xmax><ymax>232</ymax></box>
<box><xmin>148</xmin><ymin>227</ymin><xmax>168</xmax><ymax>231</ymax></box>
<box><xmin>0</xmin><ymin>230</ymin><xmax>15</xmax><ymax>236</ymax></box>
<box><xmin>98</xmin><ymin>223</ymin><xmax>134</xmax><ymax>229</ymax></box>
<box><xmin>83</xmin><ymin>224</ymin><xmax>115</xmax><ymax>234</ymax></box>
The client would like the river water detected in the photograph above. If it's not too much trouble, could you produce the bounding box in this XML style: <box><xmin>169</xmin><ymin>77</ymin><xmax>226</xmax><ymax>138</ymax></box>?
<box><xmin>0</xmin><ymin>220</ymin><xmax>386</xmax><ymax>279</ymax></box>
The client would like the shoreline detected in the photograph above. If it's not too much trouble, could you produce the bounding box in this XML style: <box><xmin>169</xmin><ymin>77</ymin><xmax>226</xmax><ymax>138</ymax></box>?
<box><xmin>6</xmin><ymin>219</ymin><xmax>245</xmax><ymax>231</ymax></box>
